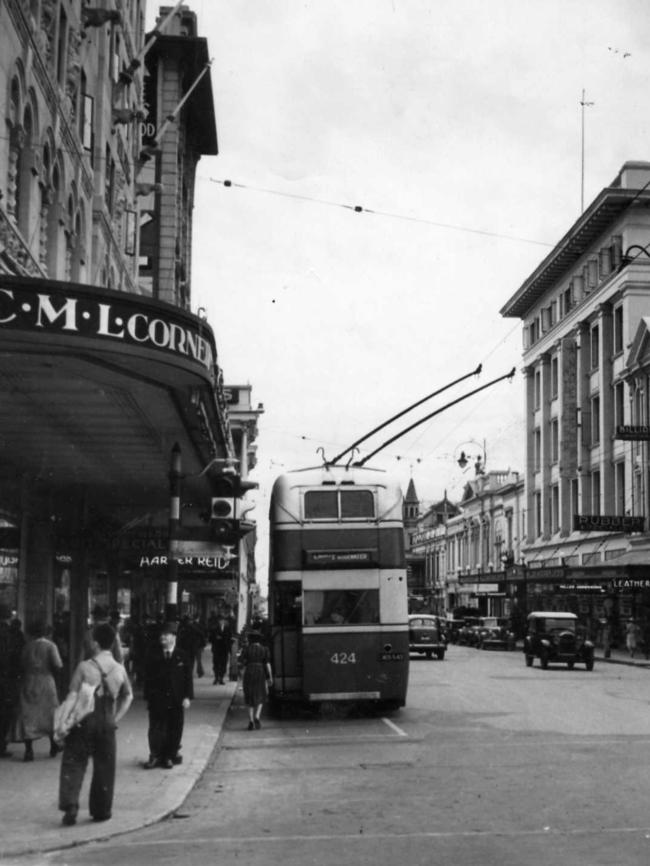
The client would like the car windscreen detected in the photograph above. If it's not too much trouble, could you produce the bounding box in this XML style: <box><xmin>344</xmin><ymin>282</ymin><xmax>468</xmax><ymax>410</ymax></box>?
<box><xmin>542</xmin><ymin>618</ymin><xmax>576</xmax><ymax>632</ymax></box>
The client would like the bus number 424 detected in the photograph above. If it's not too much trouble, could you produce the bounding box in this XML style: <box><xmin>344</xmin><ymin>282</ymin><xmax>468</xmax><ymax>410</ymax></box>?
<box><xmin>330</xmin><ymin>652</ymin><xmax>357</xmax><ymax>665</ymax></box>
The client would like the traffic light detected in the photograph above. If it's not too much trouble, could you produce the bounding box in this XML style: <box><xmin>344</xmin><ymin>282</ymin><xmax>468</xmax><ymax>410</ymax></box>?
<box><xmin>209</xmin><ymin>472</ymin><xmax>258</xmax><ymax>542</ymax></box>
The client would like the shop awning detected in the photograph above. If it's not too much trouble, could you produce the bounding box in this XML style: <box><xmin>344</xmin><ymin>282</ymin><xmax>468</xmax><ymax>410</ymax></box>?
<box><xmin>0</xmin><ymin>275</ymin><xmax>231</xmax><ymax>514</ymax></box>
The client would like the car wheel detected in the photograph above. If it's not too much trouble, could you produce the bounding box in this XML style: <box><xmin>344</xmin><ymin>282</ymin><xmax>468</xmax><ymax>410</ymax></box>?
<box><xmin>525</xmin><ymin>654</ymin><xmax>533</xmax><ymax>667</ymax></box>
<box><xmin>540</xmin><ymin>649</ymin><xmax>549</xmax><ymax>669</ymax></box>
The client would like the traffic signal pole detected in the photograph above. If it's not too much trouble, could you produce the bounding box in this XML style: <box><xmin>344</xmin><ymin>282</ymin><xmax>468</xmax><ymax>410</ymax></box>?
<box><xmin>166</xmin><ymin>442</ymin><xmax>182</xmax><ymax>622</ymax></box>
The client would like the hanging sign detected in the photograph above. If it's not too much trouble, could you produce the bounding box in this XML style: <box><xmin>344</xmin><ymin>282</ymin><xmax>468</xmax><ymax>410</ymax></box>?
<box><xmin>615</xmin><ymin>425</ymin><xmax>650</xmax><ymax>441</ymax></box>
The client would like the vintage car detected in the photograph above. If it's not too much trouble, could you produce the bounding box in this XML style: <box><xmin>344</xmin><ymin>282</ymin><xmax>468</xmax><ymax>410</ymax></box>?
<box><xmin>443</xmin><ymin>617</ymin><xmax>466</xmax><ymax>643</ymax></box>
<box><xmin>523</xmin><ymin>611</ymin><xmax>594</xmax><ymax>670</ymax></box>
<box><xmin>408</xmin><ymin>615</ymin><xmax>446</xmax><ymax>660</ymax></box>
<box><xmin>457</xmin><ymin>616</ymin><xmax>482</xmax><ymax>645</ymax></box>
<box><xmin>476</xmin><ymin>617</ymin><xmax>516</xmax><ymax>650</ymax></box>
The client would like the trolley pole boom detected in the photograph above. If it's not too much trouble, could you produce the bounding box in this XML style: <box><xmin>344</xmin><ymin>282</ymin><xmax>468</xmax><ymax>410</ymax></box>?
<box><xmin>327</xmin><ymin>363</ymin><xmax>482</xmax><ymax>466</ymax></box>
<box><xmin>355</xmin><ymin>367</ymin><xmax>516</xmax><ymax>467</ymax></box>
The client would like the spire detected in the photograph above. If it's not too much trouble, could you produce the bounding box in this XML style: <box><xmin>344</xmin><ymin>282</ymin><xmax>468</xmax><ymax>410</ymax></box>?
<box><xmin>404</xmin><ymin>477</ymin><xmax>419</xmax><ymax>504</ymax></box>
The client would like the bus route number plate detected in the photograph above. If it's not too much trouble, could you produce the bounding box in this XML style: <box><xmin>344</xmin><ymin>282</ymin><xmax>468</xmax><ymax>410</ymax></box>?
<box><xmin>379</xmin><ymin>651</ymin><xmax>405</xmax><ymax>662</ymax></box>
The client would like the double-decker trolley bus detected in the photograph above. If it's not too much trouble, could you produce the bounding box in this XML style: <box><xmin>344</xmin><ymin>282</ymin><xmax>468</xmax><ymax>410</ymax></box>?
<box><xmin>268</xmin><ymin>462</ymin><xmax>409</xmax><ymax>712</ymax></box>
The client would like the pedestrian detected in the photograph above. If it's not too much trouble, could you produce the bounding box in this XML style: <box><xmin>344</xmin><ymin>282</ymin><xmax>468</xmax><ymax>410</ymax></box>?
<box><xmin>81</xmin><ymin>605</ymin><xmax>124</xmax><ymax>663</ymax></box>
<box><xmin>178</xmin><ymin>615</ymin><xmax>206</xmax><ymax>678</ymax></box>
<box><xmin>208</xmin><ymin>612</ymin><xmax>233</xmax><ymax>685</ymax></box>
<box><xmin>600</xmin><ymin>617</ymin><xmax>612</xmax><ymax>659</ymax></box>
<box><xmin>240</xmin><ymin>630</ymin><xmax>272</xmax><ymax>731</ymax></box>
<box><xmin>8</xmin><ymin>619</ymin><xmax>62</xmax><ymax>761</ymax></box>
<box><xmin>625</xmin><ymin>618</ymin><xmax>640</xmax><ymax>658</ymax></box>
<box><xmin>142</xmin><ymin>621</ymin><xmax>193</xmax><ymax>769</ymax></box>
<box><xmin>0</xmin><ymin>603</ymin><xmax>23</xmax><ymax>758</ymax></box>
<box><xmin>57</xmin><ymin>622</ymin><xmax>133</xmax><ymax>826</ymax></box>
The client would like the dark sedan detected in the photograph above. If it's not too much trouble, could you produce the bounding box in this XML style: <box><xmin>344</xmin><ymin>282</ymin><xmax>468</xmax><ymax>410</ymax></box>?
<box><xmin>408</xmin><ymin>615</ymin><xmax>446</xmax><ymax>660</ymax></box>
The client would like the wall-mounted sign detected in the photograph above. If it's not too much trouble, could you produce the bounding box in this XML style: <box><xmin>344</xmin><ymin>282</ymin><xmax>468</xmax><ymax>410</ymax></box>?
<box><xmin>0</xmin><ymin>276</ymin><xmax>216</xmax><ymax>374</ymax></box>
<box><xmin>615</xmin><ymin>425</ymin><xmax>650</xmax><ymax>441</ymax></box>
<box><xmin>573</xmin><ymin>514</ymin><xmax>645</xmax><ymax>532</ymax></box>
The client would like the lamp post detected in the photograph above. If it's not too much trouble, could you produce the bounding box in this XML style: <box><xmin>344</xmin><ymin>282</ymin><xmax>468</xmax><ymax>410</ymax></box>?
<box><xmin>455</xmin><ymin>439</ymin><xmax>487</xmax><ymax>476</ymax></box>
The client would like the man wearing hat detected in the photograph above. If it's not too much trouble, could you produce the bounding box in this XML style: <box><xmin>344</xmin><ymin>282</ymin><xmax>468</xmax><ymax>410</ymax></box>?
<box><xmin>142</xmin><ymin>621</ymin><xmax>193</xmax><ymax>769</ymax></box>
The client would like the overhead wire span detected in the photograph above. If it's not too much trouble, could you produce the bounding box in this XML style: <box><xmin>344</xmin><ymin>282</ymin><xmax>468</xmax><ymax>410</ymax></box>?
<box><xmin>207</xmin><ymin>177</ymin><xmax>554</xmax><ymax>247</ymax></box>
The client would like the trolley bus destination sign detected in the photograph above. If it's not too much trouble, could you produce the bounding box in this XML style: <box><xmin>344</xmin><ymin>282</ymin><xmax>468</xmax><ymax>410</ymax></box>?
<box><xmin>305</xmin><ymin>550</ymin><xmax>376</xmax><ymax>566</ymax></box>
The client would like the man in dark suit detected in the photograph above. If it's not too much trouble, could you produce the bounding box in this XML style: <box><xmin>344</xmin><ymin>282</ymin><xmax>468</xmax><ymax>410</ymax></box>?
<box><xmin>142</xmin><ymin>621</ymin><xmax>193</xmax><ymax>769</ymax></box>
<box><xmin>209</xmin><ymin>613</ymin><xmax>233</xmax><ymax>684</ymax></box>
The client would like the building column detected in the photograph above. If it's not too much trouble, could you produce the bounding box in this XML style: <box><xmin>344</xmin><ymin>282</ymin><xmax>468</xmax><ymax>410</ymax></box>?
<box><xmin>523</xmin><ymin>365</ymin><xmax>536</xmax><ymax>543</ymax></box>
<box><xmin>560</xmin><ymin>333</ymin><xmax>579</xmax><ymax>534</ymax></box>
<box><xmin>598</xmin><ymin>303</ymin><xmax>615</xmax><ymax>514</ymax></box>
<box><xmin>539</xmin><ymin>353</ymin><xmax>551</xmax><ymax>538</ymax></box>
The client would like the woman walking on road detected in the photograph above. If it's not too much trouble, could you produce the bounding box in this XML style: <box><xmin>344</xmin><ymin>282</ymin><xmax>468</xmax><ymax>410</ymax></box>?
<box><xmin>240</xmin><ymin>630</ymin><xmax>272</xmax><ymax>730</ymax></box>
<box><xmin>9</xmin><ymin>620</ymin><xmax>62</xmax><ymax>761</ymax></box>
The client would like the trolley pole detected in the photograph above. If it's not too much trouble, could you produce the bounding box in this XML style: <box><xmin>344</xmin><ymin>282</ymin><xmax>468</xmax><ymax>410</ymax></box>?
<box><xmin>166</xmin><ymin>442</ymin><xmax>182</xmax><ymax>622</ymax></box>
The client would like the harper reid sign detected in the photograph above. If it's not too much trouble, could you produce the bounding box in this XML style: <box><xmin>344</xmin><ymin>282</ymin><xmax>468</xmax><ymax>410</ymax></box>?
<box><xmin>0</xmin><ymin>278</ymin><xmax>215</xmax><ymax>373</ymax></box>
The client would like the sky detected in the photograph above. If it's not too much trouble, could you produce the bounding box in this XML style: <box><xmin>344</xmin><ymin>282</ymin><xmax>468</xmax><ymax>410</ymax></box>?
<box><xmin>147</xmin><ymin>0</ymin><xmax>650</xmax><ymax>582</ymax></box>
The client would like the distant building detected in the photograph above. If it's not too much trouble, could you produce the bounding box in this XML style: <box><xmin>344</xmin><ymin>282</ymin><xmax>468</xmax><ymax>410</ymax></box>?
<box><xmin>501</xmin><ymin>161</ymin><xmax>650</xmax><ymax>640</ymax></box>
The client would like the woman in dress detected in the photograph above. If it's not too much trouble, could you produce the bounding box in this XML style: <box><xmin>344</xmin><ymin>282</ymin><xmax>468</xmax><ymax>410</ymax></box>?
<box><xmin>10</xmin><ymin>620</ymin><xmax>63</xmax><ymax>760</ymax></box>
<box><xmin>239</xmin><ymin>630</ymin><xmax>272</xmax><ymax>730</ymax></box>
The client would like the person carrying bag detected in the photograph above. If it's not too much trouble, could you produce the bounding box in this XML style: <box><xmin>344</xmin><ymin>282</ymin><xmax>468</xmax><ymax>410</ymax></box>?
<box><xmin>57</xmin><ymin>623</ymin><xmax>133</xmax><ymax>826</ymax></box>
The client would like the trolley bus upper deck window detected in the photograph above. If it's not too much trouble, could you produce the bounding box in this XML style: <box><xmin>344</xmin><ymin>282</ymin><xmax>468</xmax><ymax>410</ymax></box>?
<box><xmin>304</xmin><ymin>489</ymin><xmax>375</xmax><ymax>521</ymax></box>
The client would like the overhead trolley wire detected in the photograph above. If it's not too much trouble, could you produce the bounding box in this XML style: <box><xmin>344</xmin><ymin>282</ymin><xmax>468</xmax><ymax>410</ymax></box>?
<box><xmin>207</xmin><ymin>177</ymin><xmax>554</xmax><ymax>248</ymax></box>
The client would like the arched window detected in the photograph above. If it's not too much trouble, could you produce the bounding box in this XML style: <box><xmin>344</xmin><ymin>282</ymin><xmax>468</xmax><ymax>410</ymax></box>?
<box><xmin>46</xmin><ymin>160</ymin><xmax>64</xmax><ymax>278</ymax></box>
<box><xmin>72</xmin><ymin>203</ymin><xmax>87</xmax><ymax>283</ymax></box>
<box><xmin>16</xmin><ymin>105</ymin><xmax>35</xmax><ymax>242</ymax></box>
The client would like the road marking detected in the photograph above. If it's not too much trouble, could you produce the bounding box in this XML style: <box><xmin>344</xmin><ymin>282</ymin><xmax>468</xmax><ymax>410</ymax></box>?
<box><xmin>381</xmin><ymin>716</ymin><xmax>407</xmax><ymax>736</ymax></box>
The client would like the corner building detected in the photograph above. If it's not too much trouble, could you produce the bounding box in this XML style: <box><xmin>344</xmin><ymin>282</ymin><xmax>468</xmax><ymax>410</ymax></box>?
<box><xmin>0</xmin><ymin>3</ymin><xmax>259</xmax><ymax>669</ymax></box>
<box><xmin>501</xmin><ymin>161</ymin><xmax>650</xmax><ymax>643</ymax></box>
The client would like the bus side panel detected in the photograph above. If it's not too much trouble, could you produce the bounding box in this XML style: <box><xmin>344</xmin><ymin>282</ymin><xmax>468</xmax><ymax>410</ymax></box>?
<box><xmin>302</xmin><ymin>631</ymin><xmax>409</xmax><ymax>703</ymax></box>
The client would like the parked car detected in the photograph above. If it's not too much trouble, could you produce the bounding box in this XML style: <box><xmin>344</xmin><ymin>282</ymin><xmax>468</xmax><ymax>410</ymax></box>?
<box><xmin>408</xmin><ymin>615</ymin><xmax>446</xmax><ymax>660</ymax></box>
<box><xmin>443</xmin><ymin>617</ymin><xmax>465</xmax><ymax>643</ymax></box>
<box><xmin>476</xmin><ymin>617</ymin><xmax>516</xmax><ymax>651</ymax></box>
<box><xmin>457</xmin><ymin>616</ymin><xmax>482</xmax><ymax>645</ymax></box>
<box><xmin>523</xmin><ymin>611</ymin><xmax>594</xmax><ymax>670</ymax></box>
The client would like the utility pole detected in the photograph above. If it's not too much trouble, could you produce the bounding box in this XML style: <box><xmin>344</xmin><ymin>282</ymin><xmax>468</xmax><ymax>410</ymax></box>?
<box><xmin>580</xmin><ymin>89</ymin><xmax>594</xmax><ymax>212</ymax></box>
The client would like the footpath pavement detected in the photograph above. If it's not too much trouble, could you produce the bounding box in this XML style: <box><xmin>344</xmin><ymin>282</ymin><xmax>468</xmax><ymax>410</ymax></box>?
<box><xmin>0</xmin><ymin>659</ymin><xmax>238</xmax><ymax>861</ymax></box>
